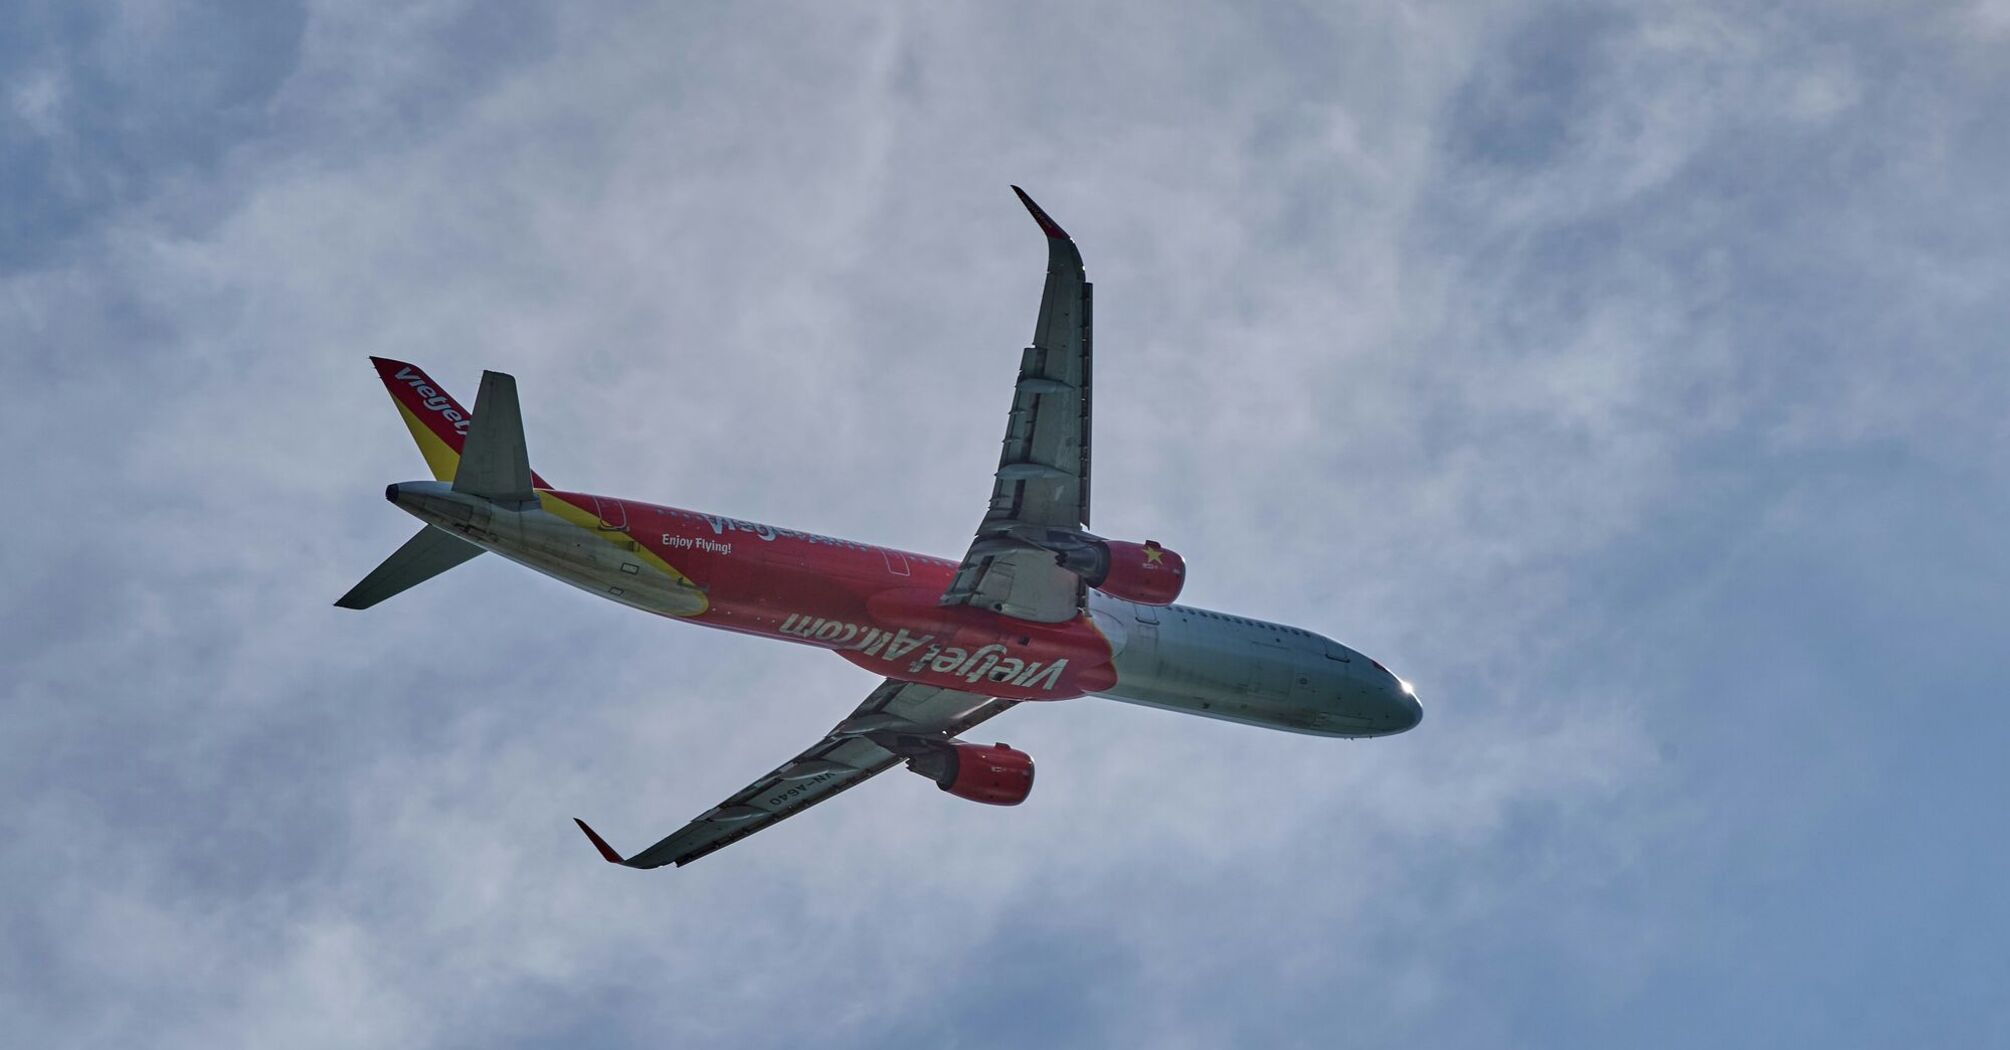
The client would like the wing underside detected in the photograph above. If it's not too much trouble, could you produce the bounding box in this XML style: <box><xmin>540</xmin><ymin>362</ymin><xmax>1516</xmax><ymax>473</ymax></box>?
<box><xmin>579</xmin><ymin>680</ymin><xmax>1015</xmax><ymax>869</ymax></box>
<box><xmin>941</xmin><ymin>187</ymin><xmax>1094</xmax><ymax>624</ymax></box>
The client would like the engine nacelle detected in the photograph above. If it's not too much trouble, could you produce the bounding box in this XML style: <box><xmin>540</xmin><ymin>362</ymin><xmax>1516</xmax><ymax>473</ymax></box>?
<box><xmin>906</xmin><ymin>742</ymin><xmax>1035</xmax><ymax>806</ymax></box>
<box><xmin>1057</xmin><ymin>538</ymin><xmax>1185</xmax><ymax>606</ymax></box>
<box><xmin>1001</xmin><ymin>527</ymin><xmax>1188</xmax><ymax>606</ymax></box>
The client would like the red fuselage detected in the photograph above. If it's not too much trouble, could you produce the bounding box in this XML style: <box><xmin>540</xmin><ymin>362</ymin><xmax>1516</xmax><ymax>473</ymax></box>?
<box><xmin>547</xmin><ymin>491</ymin><xmax>1119</xmax><ymax>699</ymax></box>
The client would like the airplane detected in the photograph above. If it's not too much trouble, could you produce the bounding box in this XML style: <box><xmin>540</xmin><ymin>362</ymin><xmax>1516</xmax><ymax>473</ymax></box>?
<box><xmin>337</xmin><ymin>187</ymin><xmax>1422</xmax><ymax>869</ymax></box>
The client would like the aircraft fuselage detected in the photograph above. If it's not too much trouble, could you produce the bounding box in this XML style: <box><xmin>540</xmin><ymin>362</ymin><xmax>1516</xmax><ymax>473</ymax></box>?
<box><xmin>389</xmin><ymin>481</ymin><xmax>1422</xmax><ymax>738</ymax></box>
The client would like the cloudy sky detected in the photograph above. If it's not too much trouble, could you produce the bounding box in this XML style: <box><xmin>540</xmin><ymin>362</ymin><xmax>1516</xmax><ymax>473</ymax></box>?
<box><xmin>6</xmin><ymin>1</ymin><xmax>2008</xmax><ymax>1046</ymax></box>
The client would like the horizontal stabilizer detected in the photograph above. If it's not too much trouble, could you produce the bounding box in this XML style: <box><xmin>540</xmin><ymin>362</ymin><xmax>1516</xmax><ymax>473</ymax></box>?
<box><xmin>334</xmin><ymin>526</ymin><xmax>484</xmax><ymax>609</ymax></box>
<box><xmin>452</xmin><ymin>371</ymin><xmax>536</xmax><ymax>505</ymax></box>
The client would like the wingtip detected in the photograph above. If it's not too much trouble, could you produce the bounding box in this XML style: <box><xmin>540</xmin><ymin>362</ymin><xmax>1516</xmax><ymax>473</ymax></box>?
<box><xmin>574</xmin><ymin>818</ymin><xmax>625</xmax><ymax>864</ymax></box>
<box><xmin>1011</xmin><ymin>185</ymin><xmax>1071</xmax><ymax>241</ymax></box>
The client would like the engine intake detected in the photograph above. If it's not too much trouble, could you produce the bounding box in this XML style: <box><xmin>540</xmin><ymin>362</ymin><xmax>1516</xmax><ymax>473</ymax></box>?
<box><xmin>906</xmin><ymin>742</ymin><xmax>1035</xmax><ymax>806</ymax></box>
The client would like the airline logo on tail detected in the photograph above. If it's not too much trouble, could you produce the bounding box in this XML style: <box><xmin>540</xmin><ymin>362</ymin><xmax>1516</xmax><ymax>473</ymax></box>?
<box><xmin>391</xmin><ymin>365</ymin><xmax>471</xmax><ymax>434</ymax></box>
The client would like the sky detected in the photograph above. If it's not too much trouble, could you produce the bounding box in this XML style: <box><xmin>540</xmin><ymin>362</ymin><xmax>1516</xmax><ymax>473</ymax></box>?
<box><xmin>4</xmin><ymin>1</ymin><xmax>2009</xmax><ymax>1046</ymax></box>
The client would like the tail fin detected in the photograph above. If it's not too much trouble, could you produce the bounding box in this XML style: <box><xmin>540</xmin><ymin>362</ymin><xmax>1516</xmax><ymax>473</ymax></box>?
<box><xmin>370</xmin><ymin>358</ymin><xmax>550</xmax><ymax>489</ymax></box>
<box><xmin>343</xmin><ymin>360</ymin><xmax>547</xmax><ymax>610</ymax></box>
<box><xmin>334</xmin><ymin>525</ymin><xmax>484</xmax><ymax>609</ymax></box>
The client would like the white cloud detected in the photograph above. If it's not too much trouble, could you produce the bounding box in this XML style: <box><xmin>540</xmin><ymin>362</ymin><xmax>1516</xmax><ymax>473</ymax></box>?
<box><xmin>8</xmin><ymin>67</ymin><xmax>65</xmax><ymax>136</ymax></box>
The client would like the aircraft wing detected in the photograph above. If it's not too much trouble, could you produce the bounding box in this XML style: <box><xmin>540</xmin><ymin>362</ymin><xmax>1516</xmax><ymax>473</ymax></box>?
<box><xmin>576</xmin><ymin>680</ymin><xmax>1016</xmax><ymax>869</ymax></box>
<box><xmin>940</xmin><ymin>187</ymin><xmax>1094</xmax><ymax>623</ymax></box>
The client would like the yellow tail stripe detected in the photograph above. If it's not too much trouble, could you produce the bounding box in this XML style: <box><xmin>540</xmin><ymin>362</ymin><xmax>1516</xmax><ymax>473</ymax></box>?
<box><xmin>393</xmin><ymin>399</ymin><xmax>462</xmax><ymax>483</ymax></box>
<box><xmin>535</xmin><ymin>491</ymin><xmax>710</xmax><ymax>617</ymax></box>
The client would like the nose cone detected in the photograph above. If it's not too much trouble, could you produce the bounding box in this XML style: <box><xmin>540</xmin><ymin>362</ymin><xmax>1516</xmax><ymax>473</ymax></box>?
<box><xmin>1396</xmin><ymin>687</ymin><xmax>1423</xmax><ymax>731</ymax></box>
<box><xmin>1368</xmin><ymin>659</ymin><xmax>1422</xmax><ymax>734</ymax></box>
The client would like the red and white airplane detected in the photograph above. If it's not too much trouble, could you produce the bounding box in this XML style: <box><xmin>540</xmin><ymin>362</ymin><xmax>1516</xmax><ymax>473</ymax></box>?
<box><xmin>338</xmin><ymin>188</ymin><xmax>1421</xmax><ymax>869</ymax></box>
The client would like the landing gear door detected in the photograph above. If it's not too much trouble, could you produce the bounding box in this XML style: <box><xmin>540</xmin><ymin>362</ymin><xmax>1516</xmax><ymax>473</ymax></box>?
<box><xmin>592</xmin><ymin>496</ymin><xmax>628</xmax><ymax>532</ymax></box>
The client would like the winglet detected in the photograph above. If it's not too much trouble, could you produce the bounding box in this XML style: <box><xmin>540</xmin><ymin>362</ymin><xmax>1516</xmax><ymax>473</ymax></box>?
<box><xmin>574</xmin><ymin>818</ymin><xmax>626</xmax><ymax>864</ymax></box>
<box><xmin>1011</xmin><ymin>185</ymin><xmax>1071</xmax><ymax>241</ymax></box>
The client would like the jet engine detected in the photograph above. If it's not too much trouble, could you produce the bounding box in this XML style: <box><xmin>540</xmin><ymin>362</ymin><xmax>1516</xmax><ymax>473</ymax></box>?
<box><xmin>986</xmin><ymin>527</ymin><xmax>1188</xmax><ymax>606</ymax></box>
<box><xmin>905</xmin><ymin>742</ymin><xmax>1035</xmax><ymax>805</ymax></box>
<box><xmin>1056</xmin><ymin>538</ymin><xmax>1186</xmax><ymax>606</ymax></box>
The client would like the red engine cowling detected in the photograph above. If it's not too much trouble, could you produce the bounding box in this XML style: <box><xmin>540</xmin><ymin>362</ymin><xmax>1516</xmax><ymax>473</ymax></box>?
<box><xmin>1086</xmin><ymin>539</ymin><xmax>1185</xmax><ymax>606</ymax></box>
<box><xmin>908</xmin><ymin>742</ymin><xmax>1035</xmax><ymax>806</ymax></box>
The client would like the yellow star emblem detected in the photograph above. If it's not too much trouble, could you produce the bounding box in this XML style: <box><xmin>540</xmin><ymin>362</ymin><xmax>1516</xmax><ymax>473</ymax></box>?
<box><xmin>1143</xmin><ymin>545</ymin><xmax>1163</xmax><ymax>564</ymax></box>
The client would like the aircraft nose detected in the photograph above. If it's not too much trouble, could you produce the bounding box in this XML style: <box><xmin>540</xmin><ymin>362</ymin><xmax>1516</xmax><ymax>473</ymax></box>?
<box><xmin>1369</xmin><ymin>659</ymin><xmax>1422</xmax><ymax>733</ymax></box>
<box><xmin>1397</xmin><ymin>689</ymin><xmax>1423</xmax><ymax>731</ymax></box>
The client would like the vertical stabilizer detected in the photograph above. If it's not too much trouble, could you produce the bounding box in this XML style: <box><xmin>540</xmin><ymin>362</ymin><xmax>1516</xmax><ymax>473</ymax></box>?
<box><xmin>369</xmin><ymin>358</ymin><xmax>551</xmax><ymax>489</ymax></box>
